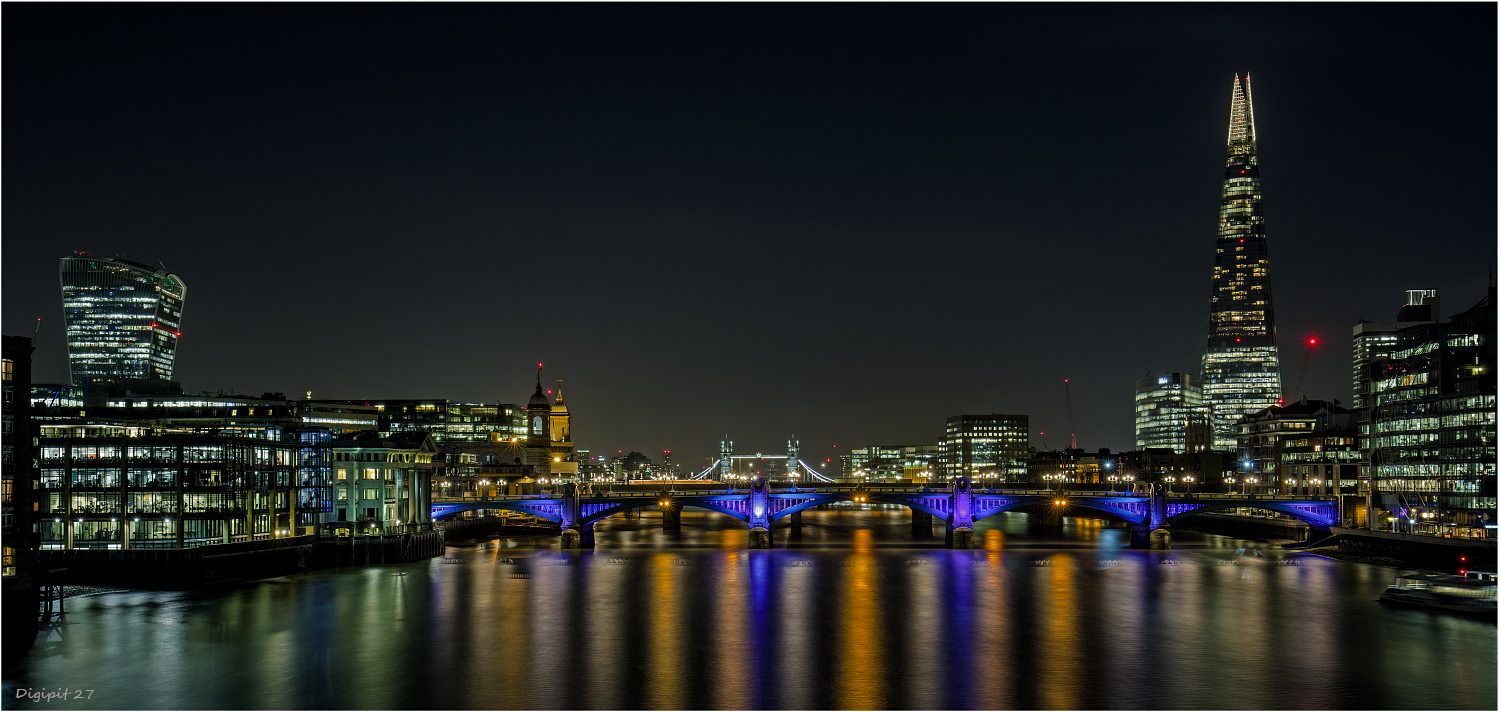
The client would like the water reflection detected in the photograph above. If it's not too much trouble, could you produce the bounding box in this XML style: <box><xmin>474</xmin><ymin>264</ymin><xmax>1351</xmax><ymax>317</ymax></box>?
<box><xmin>838</xmin><ymin>528</ymin><xmax>883</xmax><ymax>709</ymax></box>
<box><xmin>3</xmin><ymin>509</ymin><xmax>1495</xmax><ymax>711</ymax></box>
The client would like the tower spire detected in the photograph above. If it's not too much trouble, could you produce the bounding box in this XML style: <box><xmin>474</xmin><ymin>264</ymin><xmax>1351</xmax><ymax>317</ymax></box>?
<box><xmin>1226</xmin><ymin>73</ymin><xmax>1256</xmax><ymax>150</ymax></box>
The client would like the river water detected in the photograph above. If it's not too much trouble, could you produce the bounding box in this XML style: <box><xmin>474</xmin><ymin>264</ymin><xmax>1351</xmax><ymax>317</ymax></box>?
<box><xmin>3</xmin><ymin>507</ymin><xmax>1495</xmax><ymax>710</ymax></box>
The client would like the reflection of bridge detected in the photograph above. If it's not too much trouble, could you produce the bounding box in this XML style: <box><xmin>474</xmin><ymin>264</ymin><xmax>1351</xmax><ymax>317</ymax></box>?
<box><xmin>431</xmin><ymin>477</ymin><xmax>1339</xmax><ymax>550</ymax></box>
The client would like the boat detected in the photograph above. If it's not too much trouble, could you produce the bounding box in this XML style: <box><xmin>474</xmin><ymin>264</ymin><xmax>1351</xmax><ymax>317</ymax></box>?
<box><xmin>1379</xmin><ymin>571</ymin><xmax>1497</xmax><ymax>616</ymax></box>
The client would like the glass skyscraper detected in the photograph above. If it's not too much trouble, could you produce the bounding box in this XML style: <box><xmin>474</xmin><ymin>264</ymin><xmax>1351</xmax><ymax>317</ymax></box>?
<box><xmin>1201</xmin><ymin>74</ymin><xmax>1282</xmax><ymax>448</ymax></box>
<box><xmin>1134</xmin><ymin>373</ymin><xmax>1209</xmax><ymax>453</ymax></box>
<box><xmin>59</xmin><ymin>256</ymin><xmax>187</xmax><ymax>386</ymax></box>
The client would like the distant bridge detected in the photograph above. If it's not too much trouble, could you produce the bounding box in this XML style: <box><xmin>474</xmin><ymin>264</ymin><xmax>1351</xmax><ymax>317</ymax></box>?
<box><xmin>687</xmin><ymin>436</ymin><xmax>834</xmax><ymax>483</ymax></box>
<box><xmin>431</xmin><ymin>477</ymin><xmax>1338</xmax><ymax>549</ymax></box>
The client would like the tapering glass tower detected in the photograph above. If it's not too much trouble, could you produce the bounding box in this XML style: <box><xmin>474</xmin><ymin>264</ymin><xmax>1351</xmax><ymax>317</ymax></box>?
<box><xmin>60</xmin><ymin>256</ymin><xmax>187</xmax><ymax>386</ymax></box>
<box><xmin>1201</xmin><ymin>74</ymin><xmax>1282</xmax><ymax>448</ymax></box>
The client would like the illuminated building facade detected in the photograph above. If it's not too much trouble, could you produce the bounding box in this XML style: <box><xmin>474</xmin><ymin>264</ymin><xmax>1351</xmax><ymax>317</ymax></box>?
<box><xmin>1235</xmin><ymin>399</ymin><xmax>1360</xmax><ymax>502</ymax></box>
<box><xmin>59</xmin><ymin>257</ymin><xmax>186</xmax><ymax>387</ymax></box>
<box><xmin>843</xmin><ymin>444</ymin><xmax>940</xmax><ymax>482</ymax></box>
<box><xmin>372</xmin><ymin>400</ymin><xmax>525</xmax><ymax>443</ymax></box>
<box><xmin>1200</xmin><ymin>74</ymin><xmax>1282</xmax><ymax>448</ymax></box>
<box><xmin>1352</xmin><ymin>289</ymin><xmax>1442</xmax><ymax>476</ymax></box>
<box><xmin>939</xmin><ymin>414</ymin><xmax>1028</xmax><ymax>482</ymax></box>
<box><xmin>34</xmin><ymin>424</ymin><xmax>333</xmax><ymax>549</ymax></box>
<box><xmin>328</xmin><ymin>431</ymin><xmax>435</xmax><ymax>534</ymax></box>
<box><xmin>1364</xmin><ymin>282</ymin><xmax>1495</xmax><ymax>537</ymax></box>
<box><xmin>1134</xmin><ymin>373</ymin><xmax>1211</xmax><ymax>454</ymax></box>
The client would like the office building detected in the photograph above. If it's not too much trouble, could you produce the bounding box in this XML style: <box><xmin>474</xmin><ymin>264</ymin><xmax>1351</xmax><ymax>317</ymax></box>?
<box><xmin>3</xmin><ymin>336</ymin><xmax>37</xmax><ymax>576</ymax></box>
<box><xmin>34</xmin><ymin>424</ymin><xmax>333</xmax><ymax>549</ymax></box>
<box><xmin>1352</xmin><ymin>289</ymin><xmax>1442</xmax><ymax>479</ymax></box>
<box><xmin>372</xmin><ymin>400</ymin><xmax>526</xmax><ymax>443</ymax></box>
<box><xmin>59</xmin><ymin>256</ymin><xmax>186</xmax><ymax>387</ymax></box>
<box><xmin>1365</xmin><ymin>282</ymin><xmax>1496</xmax><ymax>537</ymax></box>
<box><xmin>1235</xmin><ymin>398</ymin><xmax>1361</xmax><ymax>501</ymax></box>
<box><xmin>843</xmin><ymin>445</ymin><xmax>940</xmax><ymax>482</ymax></box>
<box><xmin>1200</xmin><ymin>74</ymin><xmax>1283</xmax><ymax>448</ymax></box>
<box><xmin>1134</xmin><ymin>373</ymin><xmax>1211</xmax><ymax>453</ymax></box>
<box><xmin>940</xmin><ymin>414</ymin><xmax>1028</xmax><ymax>481</ymax></box>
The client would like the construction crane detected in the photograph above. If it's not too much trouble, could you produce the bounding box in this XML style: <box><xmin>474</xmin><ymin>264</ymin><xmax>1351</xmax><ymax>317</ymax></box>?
<box><xmin>1286</xmin><ymin>336</ymin><xmax>1321</xmax><ymax>404</ymax></box>
<box><xmin>1064</xmin><ymin>378</ymin><xmax>1078</xmax><ymax>450</ymax></box>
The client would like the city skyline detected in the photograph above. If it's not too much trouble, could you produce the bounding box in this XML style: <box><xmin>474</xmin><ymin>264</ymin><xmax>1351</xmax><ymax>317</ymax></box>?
<box><xmin>2</xmin><ymin>4</ymin><xmax>1494</xmax><ymax>467</ymax></box>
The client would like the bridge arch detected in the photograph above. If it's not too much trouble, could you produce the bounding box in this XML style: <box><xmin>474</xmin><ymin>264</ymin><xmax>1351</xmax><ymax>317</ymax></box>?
<box><xmin>431</xmin><ymin>499</ymin><xmax>564</xmax><ymax>524</ymax></box>
<box><xmin>1165</xmin><ymin>500</ymin><xmax>1338</xmax><ymax>528</ymax></box>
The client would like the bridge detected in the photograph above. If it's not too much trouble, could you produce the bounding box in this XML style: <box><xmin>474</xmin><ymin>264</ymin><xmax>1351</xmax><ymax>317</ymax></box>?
<box><xmin>431</xmin><ymin>477</ymin><xmax>1339</xmax><ymax>550</ymax></box>
<box><xmin>687</xmin><ymin>436</ymin><xmax>835</xmax><ymax>483</ymax></box>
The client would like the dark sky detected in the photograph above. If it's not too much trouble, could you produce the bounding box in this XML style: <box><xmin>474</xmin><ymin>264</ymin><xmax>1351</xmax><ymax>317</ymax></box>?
<box><xmin>4</xmin><ymin>4</ymin><xmax>1495</xmax><ymax>472</ymax></box>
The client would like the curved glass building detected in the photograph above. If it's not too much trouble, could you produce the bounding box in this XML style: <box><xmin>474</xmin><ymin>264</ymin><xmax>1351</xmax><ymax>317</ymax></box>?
<box><xmin>1201</xmin><ymin>74</ymin><xmax>1283</xmax><ymax>449</ymax></box>
<box><xmin>59</xmin><ymin>256</ymin><xmax>187</xmax><ymax>386</ymax></box>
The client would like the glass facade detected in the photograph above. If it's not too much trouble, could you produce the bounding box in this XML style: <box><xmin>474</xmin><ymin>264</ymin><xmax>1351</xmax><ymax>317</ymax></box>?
<box><xmin>939</xmin><ymin>414</ymin><xmax>1029</xmax><ymax>482</ymax></box>
<box><xmin>376</xmin><ymin>400</ymin><xmax>526</xmax><ymax>444</ymax></box>
<box><xmin>1134</xmin><ymin>373</ymin><xmax>1209</xmax><ymax>453</ymax></box>
<box><xmin>59</xmin><ymin>257</ymin><xmax>186</xmax><ymax>386</ymax></box>
<box><xmin>34</xmin><ymin>426</ymin><xmax>330</xmax><ymax>549</ymax></box>
<box><xmin>1201</xmin><ymin>74</ymin><xmax>1282</xmax><ymax>448</ymax></box>
<box><xmin>843</xmin><ymin>444</ymin><xmax>940</xmax><ymax>481</ymax></box>
<box><xmin>1365</xmin><ymin>284</ymin><xmax>1496</xmax><ymax>537</ymax></box>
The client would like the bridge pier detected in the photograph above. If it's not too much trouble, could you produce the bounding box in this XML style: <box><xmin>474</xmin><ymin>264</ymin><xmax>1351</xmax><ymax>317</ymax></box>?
<box><xmin>662</xmin><ymin>503</ymin><xmax>681</xmax><ymax>531</ymax></box>
<box><xmin>789</xmin><ymin>510</ymin><xmax>802</xmax><ymax>527</ymax></box>
<box><xmin>1128</xmin><ymin>524</ymin><xmax>1171</xmax><ymax>549</ymax></box>
<box><xmin>749</xmin><ymin>528</ymin><xmax>773</xmax><ymax>549</ymax></box>
<box><xmin>912</xmin><ymin>509</ymin><xmax>933</xmax><ymax>535</ymax></box>
<box><xmin>1033</xmin><ymin>505</ymin><xmax>1064</xmax><ymax>528</ymax></box>
<box><xmin>946</xmin><ymin>477</ymin><xmax>976</xmax><ymax>549</ymax></box>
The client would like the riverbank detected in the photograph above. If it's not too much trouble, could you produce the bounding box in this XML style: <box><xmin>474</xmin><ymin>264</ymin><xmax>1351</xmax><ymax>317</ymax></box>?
<box><xmin>33</xmin><ymin>529</ymin><xmax>445</xmax><ymax>589</ymax></box>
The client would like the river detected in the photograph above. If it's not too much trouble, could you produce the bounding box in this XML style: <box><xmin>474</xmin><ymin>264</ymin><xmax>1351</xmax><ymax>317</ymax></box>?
<box><xmin>3</xmin><ymin>507</ymin><xmax>1495</xmax><ymax>710</ymax></box>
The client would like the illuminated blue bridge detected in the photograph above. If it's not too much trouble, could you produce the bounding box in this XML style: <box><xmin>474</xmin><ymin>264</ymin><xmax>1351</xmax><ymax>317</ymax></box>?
<box><xmin>431</xmin><ymin>477</ymin><xmax>1339</xmax><ymax>549</ymax></box>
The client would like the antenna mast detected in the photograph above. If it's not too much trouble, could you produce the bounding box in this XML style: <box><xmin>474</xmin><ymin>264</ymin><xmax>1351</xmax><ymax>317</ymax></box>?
<box><xmin>1064</xmin><ymin>379</ymin><xmax>1078</xmax><ymax>450</ymax></box>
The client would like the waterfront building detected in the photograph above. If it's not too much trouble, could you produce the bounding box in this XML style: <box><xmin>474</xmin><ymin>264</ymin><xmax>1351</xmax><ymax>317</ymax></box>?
<box><xmin>37</xmin><ymin>393</ymin><xmax>379</xmax><ymax>434</ymax></box>
<box><xmin>844</xmin><ymin>444</ymin><xmax>940</xmax><ymax>482</ymax></box>
<box><xmin>59</xmin><ymin>256</ymin><xmax>187</xmax><ymax>388</ymax></box>
<box><xmin>1365</xmin><ymin>282</ymin><xmax>1496</xmax><ymax>537</ymax></box>
<box><xmin>940</xmin><ymin>414</ymin><xmax>1028</xmax><ymax>481</ymax></box>
<box><xmin>1028</xmin><ymin>448</ymin><xmax>1115</xmax><ymax>486</ymax></box>
<box><xmin>329</xmin><ymin>431</ymin><xmax>435</xmax><ymax>534</ymax></box>
<box><xmin>1200</xmin><ymin>74</ymin><xmax>1283</xmax><ymax>448</ymax></box>
<box><xmin>34</xmin><ymin>424</ymin><xmax>333</xmax><ymax>549</ymax></box>
<box><xmin>1114</xmin><ymin>449</ymin><xmax>1233</xmax><ymax>491</ymax></box>
<box><xmin>1134</xmin><ymin>373</ymin><xmax>1212</xmax><ymax>453</ymax></box>
<box><xmin>1236</xmin><ymin>398</ymin><xmax>1358</xmax><ymax>494</ymax></box>
<box><xmin>1351</xmin><ymin>290</ymin><xmax>1442</xmax><ymax>483</ymax></box>
<box><xmin>3</xmin><ymin>337</ymin><xmax>37</xmax><ymax>576</ymax></box>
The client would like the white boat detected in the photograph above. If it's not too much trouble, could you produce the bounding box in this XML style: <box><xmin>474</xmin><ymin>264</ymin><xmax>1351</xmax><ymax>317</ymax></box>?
<box><xmin>1379</xmin><ymin>571</ymin><xmax>1497</xmax><ymax>616</ymax></box>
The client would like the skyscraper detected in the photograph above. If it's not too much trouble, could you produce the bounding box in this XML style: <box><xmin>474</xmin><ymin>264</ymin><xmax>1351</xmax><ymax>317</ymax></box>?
<box><xmin>1134</xmin><ymin>372</ymin><xmax>1210</xmax><ymax>453</ymax></box>
<box><xmin>1201</xmin><ymin>74</ymin><xmax>1282</xmax><ymax>448</ymax></box>
<box><xmin>59</xmin><ymin>256</ymin><xmax>187</xmax><ymax>386</ymax></box>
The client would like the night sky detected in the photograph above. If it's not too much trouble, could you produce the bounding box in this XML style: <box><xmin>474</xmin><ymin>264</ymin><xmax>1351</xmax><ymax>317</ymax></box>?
<box><xmin>4</xmin><ymin>4</ymin><xmax>1495</xmax><ymax>472</ymax></box>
